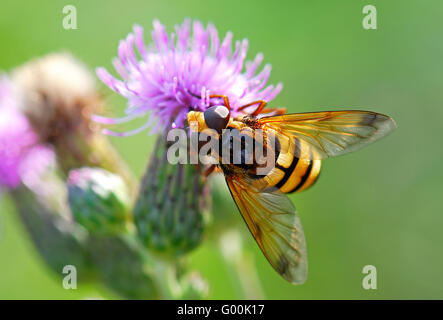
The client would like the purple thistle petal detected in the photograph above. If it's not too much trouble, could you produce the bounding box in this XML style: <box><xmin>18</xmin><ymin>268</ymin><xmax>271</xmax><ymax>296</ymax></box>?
<box><xmin>133</xmin><ymin>24</ymin><xmax>147</xmax><ymax>58</ymax></box>
<box><xmin>112</xmin><ymin>58</ymin><xmax>129</xmax><ymax>80</ymax></box>
<box><xmin>92</xmin><ymin>112</ymin><xmax>141</xmax><ymax>125</ymax></box>
<box><xmin>219</xmin><ymin>31</ymin><xmax>233</xmax><ymax>60</ymax></box>
<box><xmin>246</xmin><ymin>53</ymin><xmax>264</xmax><ymax>77</ymax></box>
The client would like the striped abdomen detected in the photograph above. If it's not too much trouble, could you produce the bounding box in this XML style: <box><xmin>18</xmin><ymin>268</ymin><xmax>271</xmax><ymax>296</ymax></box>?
<box><xmin>274</xmin><ymin>136</ymin><xmax>321</xmax><ymax>194</ymax></box>
<box><xmin>252</xmin><ymin>131</ymin><xmax>321</xmax><ymax>194</ymax></box>
<box><xmin>223</xmin><ymin>123</ymin><xmax>321</xmax><ymax>194</ymax></box>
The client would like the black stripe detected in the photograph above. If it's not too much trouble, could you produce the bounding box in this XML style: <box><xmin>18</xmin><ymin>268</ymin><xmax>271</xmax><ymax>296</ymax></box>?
<box><xmin>275</xmin><ymin>139</ymin><xmax>300</xmax><ymax>189</ymax></box>
<box><xmin>274</xmin><ymin>134</ymin><xmax>281</xmax><ymax>163</ymax></box>
<box><xmin>289</xmin><ymin>159</ymin><xmax>314</xmax><ymax>193</ymax></box>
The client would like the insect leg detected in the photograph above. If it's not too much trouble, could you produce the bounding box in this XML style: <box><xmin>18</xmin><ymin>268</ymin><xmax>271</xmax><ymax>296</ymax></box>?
<box><xmin>237</xmin><ymin>100</ymin><xmax>268</xmax><ymax>116</ymax></box>
<box><xmin>209</xmin><ymin>94</ymin><xmax>231</xmax><ymax>111</ymax></box>
<box><xmin>201</xmin><ymin>164</ymin><xmax>216</xmax><ymax>177</ymax></box>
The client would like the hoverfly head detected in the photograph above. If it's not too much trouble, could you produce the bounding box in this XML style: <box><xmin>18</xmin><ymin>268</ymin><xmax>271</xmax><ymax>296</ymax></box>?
<box><xmin>204</xmin><ymin>105</ymin><xmax>230</xmax><ymax>134</ymax></box>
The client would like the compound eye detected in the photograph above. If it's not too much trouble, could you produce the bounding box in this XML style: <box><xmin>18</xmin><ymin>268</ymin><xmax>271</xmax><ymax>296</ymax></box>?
<box><xmin>204</xmin><ymin>105</ymin><xmax>230</xmax><ymax>134</ymax></box>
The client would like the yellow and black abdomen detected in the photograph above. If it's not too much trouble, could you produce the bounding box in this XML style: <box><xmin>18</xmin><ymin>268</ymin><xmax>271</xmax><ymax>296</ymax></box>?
<box><xmin>276</xmin><ymin>157</ymin><xmax>321</xmax><ymax>193</ymax></box>
<box><xmin>274</xmin><ymin>135</ymin><xmax>322</xmax><ymax>194</ymax></box>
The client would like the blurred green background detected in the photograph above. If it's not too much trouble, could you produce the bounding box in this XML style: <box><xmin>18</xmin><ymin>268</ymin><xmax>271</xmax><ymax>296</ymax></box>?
<box><xmin>1</xmin><ymin>0</ymin><xmax>442</xmax><ymax>299</ymax></box>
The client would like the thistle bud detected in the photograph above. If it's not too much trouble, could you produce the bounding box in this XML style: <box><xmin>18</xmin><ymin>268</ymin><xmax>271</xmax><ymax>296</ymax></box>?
<box><xmin>67</xmin><ymin>167</ymin><xmax>131</xmax><ymax>235</ymax></box>
<box><xmin>133</xmin><ymin>134</ymin><xmax>211</xmax><ymax>256</ymax></box>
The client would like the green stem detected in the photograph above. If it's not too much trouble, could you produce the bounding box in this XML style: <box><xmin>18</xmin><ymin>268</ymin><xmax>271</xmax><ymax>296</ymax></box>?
<box><xmin>117</xmin><ymin>231</ymin><xmax>178</xmax><ymax>299</ymax></box>
<box><xmin>219</xmin><ymin>229</ymin><xmax>266</xmax><ymax>299</ymax></box>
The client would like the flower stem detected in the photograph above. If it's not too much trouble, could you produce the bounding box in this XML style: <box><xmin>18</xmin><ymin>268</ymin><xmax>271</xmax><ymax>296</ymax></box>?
<box><xmin>219</xmin><ymin>229</ymin><xmax>266</xmax><ymax>299</ymax></box>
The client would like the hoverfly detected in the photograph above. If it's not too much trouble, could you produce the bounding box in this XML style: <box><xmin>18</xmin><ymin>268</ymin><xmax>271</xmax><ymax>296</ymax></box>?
<box><xmin>187</xmin><ymin>94</ymin><xmax>396</xmax><ymax>284</ymax></box>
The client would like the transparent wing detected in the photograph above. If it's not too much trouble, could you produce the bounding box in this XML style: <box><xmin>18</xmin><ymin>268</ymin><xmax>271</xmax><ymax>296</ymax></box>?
<box><xmin>226</xmin><ymin>176</ymin><xmax>308</xmax><ymax>284</ymax></box>
<box><xmin>258</xmin><ymin>110</ymin><xmax>396</xmax><ymax>159</ymax></box>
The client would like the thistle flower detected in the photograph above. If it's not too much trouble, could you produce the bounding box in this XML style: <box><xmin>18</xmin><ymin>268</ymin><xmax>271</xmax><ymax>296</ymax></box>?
<box><xmin>0</xmin><ymin>77</ymin><xmax>95</xmax><ymax>279</ymax></box>
<box><xmin>12</xmin><ymin>53</ymin><xmax>100</xmax><ymax>143</ymax></box>
<box><xmin>0</xmin><ymin>76</ymin><xmax>54</xmax><ymax>190</ymax></box>
<box><xmin>95</xmin><ymin>19</ymin><xmax>283</xmax><ymax>255</ymax></box>
<box><xmin>94</xmin><ymin>19</ymin><xmax>282</xmax><ymax>135</ymax></box>
<box><xmin>11</xmin><ymin>53</ymin><xmax>134</xmax><ymax>186</ymax></box>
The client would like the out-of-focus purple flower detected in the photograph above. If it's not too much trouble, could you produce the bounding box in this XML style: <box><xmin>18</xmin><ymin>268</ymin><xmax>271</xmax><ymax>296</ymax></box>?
<box><xmin>95</xmin><ymin>19</ymin><xmax>282</xmax><ymax>135</ymax></box>
<box><xmin>0</xmin><ymin>76</ymin><xmax>54</xmax><ymax>190</ymax></box>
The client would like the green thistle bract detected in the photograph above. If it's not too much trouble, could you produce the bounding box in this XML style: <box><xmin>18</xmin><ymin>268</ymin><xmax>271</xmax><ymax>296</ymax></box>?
<box><xmin>68</xmin><ymin>167</ymin><xmax>131</xmax><ymax>235</ymax></box>
<box><xmin>134</xmin><ymin>134</ymin><xmax>211</xmax><ymax>256</ymax></box>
